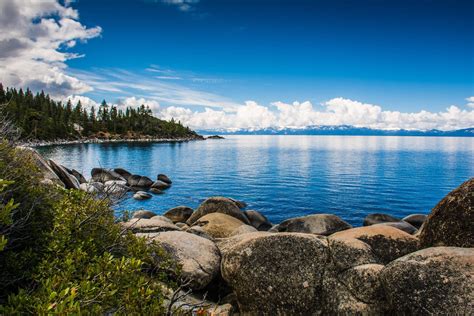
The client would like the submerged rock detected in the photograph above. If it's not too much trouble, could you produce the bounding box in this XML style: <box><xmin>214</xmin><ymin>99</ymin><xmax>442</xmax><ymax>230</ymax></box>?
<box><xmin>187</xmin><ymin>196</ymin><xmax>250</xmax><ymax>225</ymax></box>
<box><xmin>270</xmin><ymin>214</ymin><xmax>352</xmax><ymax>236</ymax></box>
<box><xmin>418</xmin><ymin>178</ymin><xmax>474</xmax><ymax>248</ymax></box>
<box><xmin>381</xmin><ymin>247</ymin><xmax>474</xmax><ymax>314</ymax></box>
<box><xmin>244</xmin><ymin>210</ymin><xmax>272</xmax><ymax>231</ymax></box>
<box><xmin>149</xmin><ymin>188</ymin><xmax>164</xmax><ymax>194</ymax></box>
<box><xmin>363</xmin><ymin>213</ymin><xmax>400</xmax><ymax>226</ymax></box>
<box><xmin>163</xmin><ymin>206</ymin><xmax>194</xmax><ymax>223</ymax></box>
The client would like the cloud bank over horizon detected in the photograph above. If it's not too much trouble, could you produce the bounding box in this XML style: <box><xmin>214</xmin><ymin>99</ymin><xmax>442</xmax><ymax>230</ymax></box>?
<box><xmin>1</xmin><ymin>0</ymin><xmax>473</xmax><ymax>132</ymax></box>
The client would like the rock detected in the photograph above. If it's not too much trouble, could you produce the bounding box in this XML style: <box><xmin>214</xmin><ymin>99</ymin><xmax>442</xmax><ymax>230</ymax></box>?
<box><xmin>175</xmin><ymin>222</ymin><xmax>189</xmax><ymax>229</ymax></box>
<box><xmin>163</xmin><ymin>206</ymin><xmax>194</xmax><ymax>223</ymax></box>
<box><xmin>80</xmin><ymin>182</ymin><xmax>103</xmax><ymax>193</ymax></box>
<box><xmin>381</xmin><ymin>247</ymin><xmax>474</xmax><ymax>314</ymax></box>
<box><xmin>148</xmin><ymin>231</ymin><xmax>221</xmax><ymax>290</ymax></box>
<box><xmin>186</xmin><ymin>197</ymin><xmax>250</xmax><ymax>226</ymax></box>
<box><xmin>91</xmin><ymin>168</ymin><xmax>126</xmax><ymax>183</ymax></box>
<box><xmin>373</xmin><ymin>221</ymin><xmax>418</xmax><ymax>235</ymax></box>
<box><xmin>418</xmin><ymin>178</ymin><xmax>474</xmax><ymax>248</ymax></box>
<box><xmin>322</xmin><ymin>264</ymin><xmax>387</xmax><ymax>314</ymax></box>
<box><xmin>149</xmin><ymin>188</ymin><xmax>164</xmax><ymax>194</ymax></box>
<box><xmin>133</xmin><ymin>191</ymin><xmax>152</xmax><ymax>200</ymax></box>
<box><xmin>157</xmin><ymin>174</ymin><xmax>172</xmax><ymax>184</ymax></box>
<box><xmin>215</xmin><ymin>232</ymin><xmax>271</xmax><ymax>257</ymax></box>
<box><xmin>103</xmin><ymin>182</ymin><xmax>129</xmax><ymax>195</ymax></box>
<box><xmin>229</xmin><ymin>198</ymin><xmax>247</xmax><ymax>209</ymax></box>
<box><xmin>104</xmin><ymin>180</ymin><xmax>127</xmax><ymax>187</ymax></box>
<box><xmin>230</xmin><ymin>224</ymin><xmax>258</xmax><ymax>236</ymax></box>
<box><xmin>128</xmin><ymin>174</ymin><xmax>154</xmax><ymax>188</ymax></box>
<box><xmin>271</xmin><ymin>214</ymin><xmax>352</xmax><ymax>236</ymax></box>
<box><xmin>244</xmin><ymin>210</ymin><xmax>272</xmax><ymax>231</ymax></box>
<box><xmin>185</xmin><ymin>225</ymin><xmax>214</xmax><ymax>241</ymax></box>
<box><xmin>22</xmin><ymin>148</ymin><xmax>65</xmax><ymax>187</ymax></box>
<box><xmin>70</xmin><ymin>169</ymin><xmax>87</xmax><ymax>184</ymax></box>
<box><xmin>330</xmin><ymin>225</ymin><xmax>419</xmax><ymax>264</ymax></box>
<box><xmin>151</xmin><ymin>180</ymin><xmax>170</xmax><ymax>190</ymax></box>
<box><xmin>402</xmin><ymin>214</ymin><xmax>427</xmax><ymax>229</ymax></box>
<box><xmin>363</xmin><ymin>213</ymin><xmax>400</xmax><ymax>226</ymax></box>
<box><xmin>114</xmin><ymin>168</ymin><xmax>132</xmax><ymax>181</ymax></box>
<box><xmin>194</xmin><ymin>213</ymin><xmax>246</xmax><ymax>239</ymax></box>
<box><xmin>132</xmin><ymin>210</ymin><xmax>157</xmax><ymax>219</ymax></box>
<box><xmin>48</xmin><ymin>160</ymin><xmax>80</xmax><ymax>189</ymax></box>
<box><xmin>327</xmin><ymin>237</ymin><xmax>378</xmax><ymax>272</ymax></box>
<box><xmin>206</xmin><ymin>135</ymin><xmax>224</xmax><ymax>139</ymax></box>
<box><xmin>150</xmin><ymin>215</ymin><xmax>174</xmax><ymax>223</ymax></box>
<box><xmin>221</xmin><ymin>233</ymin><xmax>329</xmax><ymax>315</ymax></box>
<box><xmin>122</xmin><ymin>218</ymin><xmax>179</xmax><ymax>233</ymax></box>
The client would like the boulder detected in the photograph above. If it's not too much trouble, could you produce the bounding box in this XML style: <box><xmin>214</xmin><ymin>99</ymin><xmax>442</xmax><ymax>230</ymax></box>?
<box><xmin>157</xmin><ymin>174</ymin><xmax>172</xmax><ymax>184</ymax></box>
<box><xmin>244</xmin><ymin>210</ymin><xmax>272</xmax><ymax>231</ymax></box>
<box><xmin>122</xmin><ymin>218</ymin><xmax>179</xmax><ymax>233</ymax></box>
<box><xmin>229</xmin><ymin>198</ymin><xmax>247</xmax><ymax>209</ymax></box>
<box><xmin>322</xmin><ymin>264</ymin><xmax>387</xmax><ymax>314</ymax></box>
<box><xmin>22</xmin><ymin>148</ymin><xmax>65</xmax><ymax>187</ymax></box>
<box><xmin>329</xmin><ymin>225</ymin><xmax>419</xmax><ymax>264</ymax></box>
<box><xmin>151</xmin><ymin>180</ymin><xmax>170</xmax><ymax>190</ymax></box>
<box><xmin>221</xmin><ymin>233</ymin><xmax>329</xmax><ymax>315</ymax></box>
<box><xmin>79</xmin><ymin>182</ymin><xmax>104</xmax><ymax>193</ymax></box>
<box><xmin>271</xmin><ymin>214</ymin><xmax>352</xmax><ymax>236</ymax></box>
<box><xmin>163</xmin><ymin>206</ymin><xmax>194</xmax><ymax>223</ymax></box>
<box><xmin>91</xmin><ymin>168</ymin><xmax>126</xmax><ymax>183</ymax></box>
<box><xmin>70</xmin><ymin>169</ymin><xmax>87</xmax><ymax>184</ymax></box>
<box><xmin>104</xmin><ymin>180</ymin><xmax>127</xmax><ymax>187</ymax></box>
<box><xmin>230</xmin><ymin>224</ymin><xmax>258</xmax><ymax>236</ymax></box>
<box><xmin>176</xmin><ymin>222</ymin><xmax>189</xmax><ymax>229</ymax></box>
<box><xmin>363</xmin><ymin>213</ymin><xmax>400</xmax><ymax>226</ymax></box>
<box><xmin>215</xmin><ymin>232</ymin><xmax>271</xmax><ymax>257</ymax></box>
<box><xmin>418</xmin><ymin>178</ymin><xmax>474</xmax><ymax>248</ymax></box>
<box><xmin>186</xmin><ymin>197</ymin><xmax>250</xmax><ymax>225</ymax></box>
<box><xmin>133</xmin><ymin>191</ymin><xmax>152</xmax><ymax>200</ymax></box>
<box><xmin>103</xmin><ymin>182</ymin><xmax>129</xmax><ymax>195</ymax></box>
<box><xmin>373</xmin><ymin>221</ymin><xmax>418</xmax><ymax>235</ymax></box>
<box><xmin>327</xmin><ymin>237</ymin><xmax>378</xmax><ymax>272</ymax></box>
<box><xmin>381</xmin><ymin>247</ymin><xmax>474</xmax><ymax>314</ymax></box>
<box><xmin>194</xmin><ymin>213</ymin><xmax>245</xmax><ymax>239</ymax></box>
<box><xmin>149</xmin><ymin>188</ymin><xmax>164</xmax><ymax>194</ymax></box>
<box><xmin>148</xmin><ymin>231</ymin><xmax>221</xmax><ymax>290</ymax></box>
<box><xmin>48</xmin><ymin>160</ymin><xmax>80</xmax><ymax>189</ymax></box>
<box><xmin>114</xmin><ymin>168</ymin><xmax>132</xmax><ymax>181</ymax></box>
<box><xmin>150</xmin><ymin>215</ymin><xmax>174</xmax><ymax>223</ymax></box>
<box><xmin>132</xmin><ymin>210</ymin><xmax>157</xmax><ymax>219</ymax></box>
<box><xmin>185</xmin><ymin>225</ymin><xmax>214</xmax><ymax>241</ymax></box>
<box><xmin>128</xmin><ymin>174</ymin><xmax>154</xmax><ymax>188</ymax></box>
<box><xmin>402</xmin><ymin>213</ymin><xmax>427</xmax><ymax>229</ymax></box>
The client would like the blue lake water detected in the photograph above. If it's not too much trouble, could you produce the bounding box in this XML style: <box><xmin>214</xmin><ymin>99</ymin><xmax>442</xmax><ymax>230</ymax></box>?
<box><xmin>37</xmin><ymin>135</ymin><xmax>474</xmax><ymax>226</ymax></box>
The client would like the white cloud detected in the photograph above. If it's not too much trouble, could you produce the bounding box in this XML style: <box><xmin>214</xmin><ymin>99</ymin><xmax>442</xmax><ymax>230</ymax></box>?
<box><xmin>160</xmin><ymin>0</ymin><xmax>200</xmax><ymax>11</ymax></box>
<box><xmin>0</xmin><ymin>0</ymin><xmax>101</xmax><ymax>97</ymax></box>
<box><xmin>156</xmin><ymin>98</ymin><xmax>474</xmax><ymax>131</ymax></box>
<box><xmin>118</xmin><ymin>97</ymin><xmax>160</xmax><ymax>112</ymax></box>
<box><xmin>63</xmin><ymin>95</ymin><xmax>99</xmax><ymax>110</ymax></box>
<box><xmin>466</xmin><ymin>96</ymin><xmax>474</xmax><ymax>108</ymax></box>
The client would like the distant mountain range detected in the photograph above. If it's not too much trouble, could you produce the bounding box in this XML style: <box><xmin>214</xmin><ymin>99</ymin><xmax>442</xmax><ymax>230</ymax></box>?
<box><xmin>199</xmin><ymin>126</ymin><xmax>474</xmax><ymax>137</ymax></box>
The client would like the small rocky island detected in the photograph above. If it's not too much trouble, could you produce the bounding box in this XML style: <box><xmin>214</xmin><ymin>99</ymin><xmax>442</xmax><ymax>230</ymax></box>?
<box><xmin>28</xmin><ymin>148</ymin><xmax>474</xmax><ymax>315</ymax></box>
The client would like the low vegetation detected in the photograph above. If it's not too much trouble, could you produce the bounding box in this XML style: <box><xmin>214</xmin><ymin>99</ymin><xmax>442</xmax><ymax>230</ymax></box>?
<box><xmin>0</xmin><ymin>127</ymin><xmax>178</xmax><ymax>313</ymax></box>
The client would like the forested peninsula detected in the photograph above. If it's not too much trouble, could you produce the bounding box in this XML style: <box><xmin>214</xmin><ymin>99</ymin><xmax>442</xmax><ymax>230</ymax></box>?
<box><xmin>0</xmin><ymin>84</ymin><xmax>201</xmax><ymax>142</ymax></box>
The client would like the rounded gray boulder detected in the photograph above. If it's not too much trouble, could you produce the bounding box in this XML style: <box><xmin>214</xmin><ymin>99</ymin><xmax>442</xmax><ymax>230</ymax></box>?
<box><xmin>271</xmin><ymin>214</ymin><xmax>352</xmax><ymax>236</ymax></box>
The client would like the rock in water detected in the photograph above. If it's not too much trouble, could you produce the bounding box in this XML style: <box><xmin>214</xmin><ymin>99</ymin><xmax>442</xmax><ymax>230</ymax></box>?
<box><xmin>418</xmin><ymin>178</ymin><xmax>474</xmax><ymax>248</ymax></box>
<box><xmin>186</xmin><ymin>196</ymin><xmax>250</xmax><ymax>225</ymax></box>
<box><xmin>271</xmin><ymin>214</ymin><xmax>352</xmax><ymax>235</ymax></box>
<box><xmin>48</xmin><ymin>160</ymin><xmax>80</xmax><ymax>189</ymax></box>
<box><xmin>114</xmin><ymin>168</ymin><xmax>132</xmax><ymax>181</ymax></box>
<box><xmin>193</xmin><ymin>213</ymin><xmax>246</xmax><ymax>238</ymax></box>
<box><xmin>151</xmin><ymin>180</ymin><xmax>170</xmax><ymax>190</ymax></box>
<box><xmin>149</xmin><ymin>188</ymin><xmax>164</xmax><ymax>194</ymax></box>
<box><xmin>163</xmin><ymin>206</ymin><xmax>194</xmax><ymax>223</ymax></box>
<box><xmin>372</xmin><ymin>221</ymin><xmax>418</xmax><ymax>235</ymax></box>
<box><xmin>70</xmin><ymin>169</ymin><xmax>87</xmax><ymax>184</ymax></box>
<box><xmin>132</xmin><ymin>210</ymin><xmax>157</xmax><ymax>219</ymax></box>
<box><xmin>21</xmin><ymin>148</ymin><xmax>65</xmax><ymax>187</ymax></box>
<box><xmin>91</xmin><ymin>168</ymin><xmax>126</xmax><ymax>183</ymax></box>
<box><xmin>221</xmin><ymin>233</ymin><xmax>329</xmax><ymax>315</ymax></box>
<box><xmin>381</xmin><ymin>247</ymin><xmax>474</xmax><ymax>314</ymax></box>
<box><xmin>244</xmin><ymin>210</ymin><xmax>272</xmax><ymax>231</ymax></box>
<box><xmin>145</xmin><ymin>231</ymin><xmax>221</xmax><ymax>290</ymax></box>
<box><xmin>363</xmin><ymin>213</ymin><xmax>400</xmax><ymax>226</ymax></box>
<box><xmin>133</xmin><ymin>191</ymin><xmax>152</xmax><ymax>200</ymax></box>
<box><xmin>329</xmin><ymin>225</ymin><xmax>419</xmax><ymax>264</ymax></box>
<box><xmin>402</xmin><ymin>214</ymin><xmax>427</xmax><ymax>229</ymax></box>
<box><xmin>157</xmin><ymin>174</ymin><xmax>172</xmax><ymax>184</ymax></box>
<box><xmin>128</xmin><ymin>175</ymin><xmax>154</xmax><ymax>188</ymax></box>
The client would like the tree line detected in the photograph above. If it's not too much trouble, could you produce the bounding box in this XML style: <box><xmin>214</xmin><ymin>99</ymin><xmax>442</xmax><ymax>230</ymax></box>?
<box><xmin>0</xmin><ymin>83</ymin><xmax>199</xmax><ymax>141</ymax></box>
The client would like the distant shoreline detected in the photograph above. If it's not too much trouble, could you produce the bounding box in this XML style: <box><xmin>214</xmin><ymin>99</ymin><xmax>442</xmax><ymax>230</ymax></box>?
<box><xmin>23</xmin><ymin>136</ymin><xmax>205</xmax><ymax>148</ymax></box>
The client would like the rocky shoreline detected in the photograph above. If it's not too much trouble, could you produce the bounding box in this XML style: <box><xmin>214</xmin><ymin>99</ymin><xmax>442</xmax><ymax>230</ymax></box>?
<box><xmin>26</xmin><ymin>147</ymin><xmax>474</xmax><ymax>315</ymax></box>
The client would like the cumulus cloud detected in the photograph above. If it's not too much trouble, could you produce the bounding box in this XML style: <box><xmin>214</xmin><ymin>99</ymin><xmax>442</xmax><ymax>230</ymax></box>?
<box><xmin>466</xmin><ymin>96</ymin><xmax>474</xmax><ymax>108</ymax></box>
<box><xmin>156</xmin><ymin>98</ymin><xmax>474</xmax><ymax>131</ymax></box>
<box><xmin>117</xmin><ymin>97</ymin><xmax>160</xmax><ymax>112</ymax></box>
<box><xmin>63</xmin><ymin>95</ymin><xmax>99</xmax><ymax>110</ymax></box>
<box><xmin>0</xmin><ymin>0</ymin><xmax>101</xmax><ymax>97</ymax></box>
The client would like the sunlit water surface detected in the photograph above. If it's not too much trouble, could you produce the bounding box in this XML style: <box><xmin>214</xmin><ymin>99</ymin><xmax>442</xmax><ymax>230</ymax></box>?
<box><xmin>38</xmin><ymin>136</ymin><xmax>474</xmax><ymax>226</ymax></box>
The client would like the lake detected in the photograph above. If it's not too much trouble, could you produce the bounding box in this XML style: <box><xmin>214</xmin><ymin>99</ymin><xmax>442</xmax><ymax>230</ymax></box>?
<box><xmin>37</xmin><ymin>135</ymin><xmax>474</xmax><ymax>226</ymax></box>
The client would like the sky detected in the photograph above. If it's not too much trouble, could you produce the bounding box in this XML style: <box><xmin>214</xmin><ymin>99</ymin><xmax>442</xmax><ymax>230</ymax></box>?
<box><xmin>0</xmin><ymin>0</ymin><xmax>473</xmax><ymax>131</ymax></box>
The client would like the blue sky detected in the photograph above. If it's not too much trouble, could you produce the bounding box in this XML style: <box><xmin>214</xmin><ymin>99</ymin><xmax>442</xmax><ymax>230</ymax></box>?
<box><xmin>0</xmin><ymin>0</ymin><xmax>473</xmax><ymax>130</ymax></box>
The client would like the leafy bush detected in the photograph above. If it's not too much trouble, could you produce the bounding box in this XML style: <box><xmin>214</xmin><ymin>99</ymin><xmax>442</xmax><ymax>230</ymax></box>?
<box><xmin>0</xmin><ymin>139</ymin><xmax>178</xmax><ymax>313</ymax></box>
